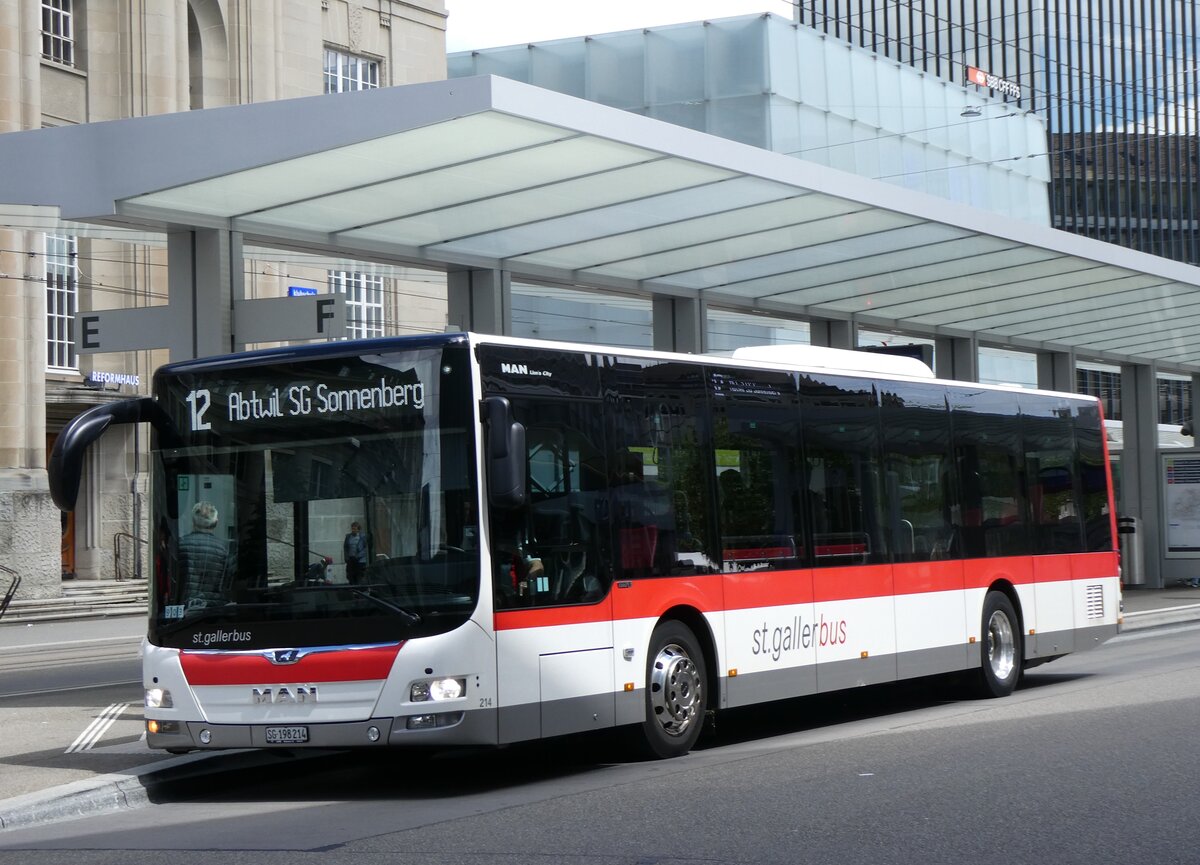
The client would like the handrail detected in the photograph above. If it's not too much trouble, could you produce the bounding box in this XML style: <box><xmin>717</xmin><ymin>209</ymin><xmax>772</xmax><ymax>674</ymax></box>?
<box><xmin>114</xmin><ymin>531</ymin><xmax>147</xmax><ymax>582</ymax></box>
<box><xmin>0</xmin><ymin>564</ymin><xmax>20</xmax><ymax>622</ymax></box>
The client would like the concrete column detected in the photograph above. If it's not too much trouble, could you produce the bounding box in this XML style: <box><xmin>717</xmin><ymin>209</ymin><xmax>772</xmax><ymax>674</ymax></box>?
<box><xmin>1120</xmin><ymin>362</ymin><xmax>1162</xmax><ymax>587</ymax></box>
<box><xmin>0</xmin><ymin>232</ymin><xmax>58</xmax><ymax>598</ymax></box>
<box><xmin>652</xmin><ymin>296</ymin><xmax>706</xmax><ymax>354</ymax></box>
<box><xmin>167</xmin><ymin>229</ymin><xmax>243</xmax><ymax>360</ymax></box>
<box><xmin>1037</xmin><ymin>350</ymin><xmax>1077</xmax><ymax>392</ymax></box>
<box><xmin>934</xmin><ymin>336</ymin><xmax>978</xmax><ymax>381</ymax></box>
<box><xmin>809</xmin><ymin>318</ymin><xmax>856</xmax><ymax>349</ymax></box>
<box><xmin>1189</xmin><ymin>374</ymin><xmax>1200</xmax><ymax>440</ymax></box>
<box><xmin>447</xmin><ymin>269</ymin><xmax>511</xmax><ymax>335</ymax></box>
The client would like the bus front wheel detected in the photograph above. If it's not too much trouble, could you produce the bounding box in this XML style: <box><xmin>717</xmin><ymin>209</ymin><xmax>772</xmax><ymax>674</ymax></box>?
<box><xmin>639</xmin><ymin>620</ymin><xmax>707</xmax><ymax>759</ymax></box>
<box><xmin>976</xmin><ymin>591</ymin><xmax>1022</xmax><ymax>698</ymax></box>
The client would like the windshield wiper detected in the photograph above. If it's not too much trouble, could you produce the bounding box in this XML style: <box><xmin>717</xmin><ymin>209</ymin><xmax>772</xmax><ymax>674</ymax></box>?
<box><xmin>350</xmin><ymin>588</ymin><xmax>421</xmax><ymax>625</ymax></box>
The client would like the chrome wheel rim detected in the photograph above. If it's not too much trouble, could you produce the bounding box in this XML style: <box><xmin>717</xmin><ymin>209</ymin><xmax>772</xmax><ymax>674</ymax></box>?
<box><xmin>987</xmin><ymin>609</ymin><xmax>1016</xmax><ymax>681</ymax></box>
<box><xmin>649</xmin><ymin>642</ymin><xmax>702</xmax><ymax>738</ymax></box>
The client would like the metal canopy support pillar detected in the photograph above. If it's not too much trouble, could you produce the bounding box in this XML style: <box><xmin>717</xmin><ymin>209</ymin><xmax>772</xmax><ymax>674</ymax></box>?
<box><xmin>166</xmin><ymin>228</ymin><xmax>243</xmax><ymax>360</ymax></box>
<box><xmin>1120</xmin><ymin>362</ymin><xmax>1162</xmax><ymax>587</ymax></box>
<box><xmin>1191</xmin><ymin>373</ymin><xmax>1200</xmax><ymax>442</ymax></box>
<box><xmin>652</xmin><ymin>296</ymin><xmax>706</xmax><ymax>354</ymax></box>
<box><xmin>809</xmin><ymin>318</ymin><xmax>856</xmax><ymax>350</ymax></box>
<box><xmin>1037</xmin><ymin>349</ymin><xmax>1077</xmax><ymax>392</ymax></box>
<box><xmin>447</xmin><ymin>269</ymin><xmax>511</xmax><ymax>335</ymax></box>
<box><xmin>934</xmin><ymin>336</ymin><xmax>978</xmax><ymax>382</ymax></box>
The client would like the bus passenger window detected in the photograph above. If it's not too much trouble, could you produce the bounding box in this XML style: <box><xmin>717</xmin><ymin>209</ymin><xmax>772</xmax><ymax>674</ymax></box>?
<box><xmin>604</xmin><ymin>359</ymin><xmax>715</xmax><ymax>579</ymax></box>
<box><xmin>799</xmin><ymin>374</ymin><xmax>887</xmax><ymax>566</ymax></box>
<box><xmin>709</xmin><ymin>368</ymin><xmax>804</xmax><ymax>573</ymax></box>
<box><xmin>1023</xmin><ymin>400</ymin><xmax>1084</xmax><ymax>554</ymax></box>
<box><xmin>951</xmin><ymin>388</ymin><xmax>1028</xmax><ymax>558</ymax></box>
<box><xmin>490</xmin><ymin>398</ymin><xmax>610</xmax><ymax>609</ymax></box>
<box><xmin>880</xmin><ymin>383</ymin><xmax>955</xmax><ymax>563</ymax></box>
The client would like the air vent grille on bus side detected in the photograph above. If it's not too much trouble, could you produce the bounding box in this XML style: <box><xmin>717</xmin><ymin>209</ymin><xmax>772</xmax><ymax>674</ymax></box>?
<box><xmin>1086</xmin><ymin>584</ymin><xmax>1105</xmax><ymax>619</ymax></box>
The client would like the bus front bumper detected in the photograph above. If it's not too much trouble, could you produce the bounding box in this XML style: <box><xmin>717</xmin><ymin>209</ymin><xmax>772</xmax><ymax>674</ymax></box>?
<box><xmin>146</xmin><ymin>709</ymin><xmax>498</xmax><ymax>751</ymax></box>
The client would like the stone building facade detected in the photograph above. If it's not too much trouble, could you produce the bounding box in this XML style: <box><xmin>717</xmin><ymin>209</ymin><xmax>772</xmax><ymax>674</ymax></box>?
<box><xmin>0</xmin><ymin>0</ymin><xmax>448</xmax><ymax>597</ymax></box>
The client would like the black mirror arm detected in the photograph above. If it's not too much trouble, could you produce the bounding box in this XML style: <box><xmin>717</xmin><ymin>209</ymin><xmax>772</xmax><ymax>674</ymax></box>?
<box><xmin>49</xmin><ymin>398</ymin><xmax>180</xmax><ymax>511</ymax></box>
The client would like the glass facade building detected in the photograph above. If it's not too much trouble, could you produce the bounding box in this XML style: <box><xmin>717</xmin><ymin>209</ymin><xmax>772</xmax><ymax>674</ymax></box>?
<box><xmin>449</xmin><ymin>13</ymin><xmax>1051</xmax><ymax>222</ymax></box>
<box><xmin>794</xmin><ymin>0</ymin><xmax>1200</xmax><ymax>264</ymax></box>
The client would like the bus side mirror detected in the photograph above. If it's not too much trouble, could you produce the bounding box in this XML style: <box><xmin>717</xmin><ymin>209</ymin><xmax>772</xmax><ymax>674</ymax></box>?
<box><xmin>49</xmin><ymin>397</ymin><xmax>179</xmax><ymax>511</ymax></box>
<box><xmin>482</xmin><ymin>396</ymin><xmax>527</xmax><ymax>509</ymax></box>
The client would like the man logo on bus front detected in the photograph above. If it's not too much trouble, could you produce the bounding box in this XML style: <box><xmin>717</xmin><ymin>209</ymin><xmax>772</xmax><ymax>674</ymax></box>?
<box><xmin>269</xmin><ymin>649</ymin><xmax>302</xmax><ymax>665</ymax></box>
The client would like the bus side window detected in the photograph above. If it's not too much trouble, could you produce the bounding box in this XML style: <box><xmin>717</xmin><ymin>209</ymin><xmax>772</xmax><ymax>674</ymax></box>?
<box><xmin>490</xmin><ymin>398</ymin><xmax>610</xmax><ymax>609</ymax></box>
<box><xmin>605</xmin><ymin>360</ymin><xmax>715</xmax><ymax>579</ymax></box>
<box><xmin>1023</xmin><ymin>399</ymin><xmax>1085</xmax><ymax>554</ymax></box>
<box><xmin>880</xmin><ymin>383</ymin><xmax>955</xmax><ymax>563</ymax></box>
<box><xmin>951</xmin><ymin>388</ymin><xmax>1028</xmax><ymax>558</ymax></box>
<box><xmin>799</xmin><ymin>374</ymin><xmax>888</xmax><ymax>566</ymax></box>
<box><xmin>709</xmin><ymin>368</ymin><xmax>804</xmax><ymax>573</ymax></box>
<box><xmin>1075</xmin><ymin>402</ymin><xmax>1113</xmax><ymax>552</ymax></box>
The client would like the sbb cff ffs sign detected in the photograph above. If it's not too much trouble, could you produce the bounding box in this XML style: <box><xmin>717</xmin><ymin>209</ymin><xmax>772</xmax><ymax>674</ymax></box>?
<box><xmin>967</xmin><ymin>65</ymin><xmax>1021</xmax><ymax>99</ymax></box>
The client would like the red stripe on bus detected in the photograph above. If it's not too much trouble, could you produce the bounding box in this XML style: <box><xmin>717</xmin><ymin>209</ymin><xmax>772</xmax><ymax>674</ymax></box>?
<box><xmin>493</xmin><ymin>552</ymin><xmax>1117</xmax><ymax>629</ymax></box>
<box><xmin>180</xmin><ymin>644</ymin><xmax>403</xmax><ymax>685</ymax></box>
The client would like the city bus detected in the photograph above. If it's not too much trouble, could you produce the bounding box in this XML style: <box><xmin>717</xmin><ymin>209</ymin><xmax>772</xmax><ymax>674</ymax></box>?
<box><xmin>48</xmin><ymin>332</ymin><xmax>1120</xmax><ymax>759</ymax></box>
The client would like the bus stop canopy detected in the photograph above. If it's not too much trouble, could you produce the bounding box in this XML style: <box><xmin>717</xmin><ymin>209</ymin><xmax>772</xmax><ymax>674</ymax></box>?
<box><xmin>4</xmin><ymin>74</ymin><xmax>1200</xmax><ymax>370</ymax></box>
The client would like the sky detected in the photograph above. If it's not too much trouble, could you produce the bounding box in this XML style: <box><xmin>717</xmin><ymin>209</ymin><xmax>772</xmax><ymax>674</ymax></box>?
<box><xmin>444</xmin><ymin>1</ymin><xmax>795</xmax><ymax>53</ymax></box>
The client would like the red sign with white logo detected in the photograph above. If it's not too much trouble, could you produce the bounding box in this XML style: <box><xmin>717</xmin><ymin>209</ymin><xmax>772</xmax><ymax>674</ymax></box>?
<box><xmin>966</xmin><ymin>65</ymin><xmax>1021</xmax><ymax>99</ymax></box>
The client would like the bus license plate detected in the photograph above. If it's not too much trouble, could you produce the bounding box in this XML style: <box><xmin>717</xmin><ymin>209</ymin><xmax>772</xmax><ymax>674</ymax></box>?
<box><xmin>265</xmin><ymin>726</ymin><xmax>308</xmax><ymax>744</ymax></box>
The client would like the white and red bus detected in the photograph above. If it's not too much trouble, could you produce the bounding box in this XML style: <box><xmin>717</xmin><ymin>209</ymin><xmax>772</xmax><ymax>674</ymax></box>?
<box><xmin>49</xmin><ymin>332</ymin><xmax>1120</xmax><ymax>758</ymax></box>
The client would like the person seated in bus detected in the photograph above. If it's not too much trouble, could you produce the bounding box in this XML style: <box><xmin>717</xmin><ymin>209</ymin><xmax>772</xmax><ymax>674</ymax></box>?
<box><xmin>489</xmin><ymin>507</ymin><xmax>544</xmax><ymax>607</ymax></box>
<box><xmin>178</xmin><ymin>501</ymin><xmax>231</xmax><ymax>607</ymax></box>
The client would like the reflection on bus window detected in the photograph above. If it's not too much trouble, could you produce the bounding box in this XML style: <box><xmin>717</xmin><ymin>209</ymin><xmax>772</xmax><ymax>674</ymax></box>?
<box><xmin>606</xmin><ymin>360</ymin><xmax>715</xmax><ymax>579</ymax></box>
<box><xmin>491</xmin><ymin>399</ymin><xmax>610</xmax><ymax>609</ymax></box>
<box><xmin>799</xmin><ymin>375</ymin><xmax>887</xmax><ymax>566</ymax></box>
<box><xmin>710</xmin><ymin>367</ymin><xmax>804</xmax><ymax>572</ymax></box>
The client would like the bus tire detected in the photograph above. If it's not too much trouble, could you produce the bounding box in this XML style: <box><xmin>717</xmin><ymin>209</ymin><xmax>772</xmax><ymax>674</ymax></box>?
<box><xmin>976</xmin><ymin>590</ymin><xmax>1021</xmax><ymax>698</ymax></box>
<box><xmin>639</xmin><ymin>620</ymin><xmax>707</xmax><ymax>759</ymax></box>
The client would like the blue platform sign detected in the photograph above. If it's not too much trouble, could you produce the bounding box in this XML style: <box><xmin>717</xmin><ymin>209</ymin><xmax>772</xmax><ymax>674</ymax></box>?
<box><xmin>287</xmin><ymin>286</ymin><xmax>319</xmax><ymax>297</ymax></box>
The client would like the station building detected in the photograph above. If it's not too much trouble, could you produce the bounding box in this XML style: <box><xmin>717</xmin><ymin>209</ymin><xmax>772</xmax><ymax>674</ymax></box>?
<box><xmin>2</xmin><ymin>4</ymin><xmax>1199</xmax><ymax>600</ymax></box>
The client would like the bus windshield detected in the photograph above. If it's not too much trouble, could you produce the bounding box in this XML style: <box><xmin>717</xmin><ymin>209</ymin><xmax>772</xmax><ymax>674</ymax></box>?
<box><xmin>147</xmin><ymin>342</ymin><xmax>478</xmax><ymax>651</ymax></box>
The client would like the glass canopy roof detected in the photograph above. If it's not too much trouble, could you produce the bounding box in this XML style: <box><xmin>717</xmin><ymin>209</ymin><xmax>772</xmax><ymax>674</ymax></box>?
<box><xmin>7</xmin><ymin>74</ymin><xmax>1200</xmax><ymax>371</ymax></box>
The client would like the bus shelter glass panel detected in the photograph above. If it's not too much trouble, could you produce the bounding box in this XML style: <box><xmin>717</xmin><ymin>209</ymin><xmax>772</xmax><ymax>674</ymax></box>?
<box><xmin>512</xmin><ymin>284</ymin><xmax>652</xmax><ymax>349</ymax></box>
<box><xmin>978</xmin><ymin>346</ymin><xmax>1038</xmax><ymax>389</ymax></box>
<box><xmin>705</xmin><ymin>308</ymin><xmax>810</xmax><ymax>355</ymax></box>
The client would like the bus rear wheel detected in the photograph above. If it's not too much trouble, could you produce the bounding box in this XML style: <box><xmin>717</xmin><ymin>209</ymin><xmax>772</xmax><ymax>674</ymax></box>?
<box><xmin>976</xmin><ymin>590</ymin><xmax>1022</xmax><ymax>698</ymax></box>
<box><xmin>639</xmin><ymin>620</ymin><xmax>706</xmax><ymax>759</ymax></box>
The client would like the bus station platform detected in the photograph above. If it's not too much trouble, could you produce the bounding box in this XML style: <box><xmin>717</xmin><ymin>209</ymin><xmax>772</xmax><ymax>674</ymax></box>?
<box><xmin>0</xmin><ymin>586</ymin><xmax>1198</xmax><ymax>833</ymax></box>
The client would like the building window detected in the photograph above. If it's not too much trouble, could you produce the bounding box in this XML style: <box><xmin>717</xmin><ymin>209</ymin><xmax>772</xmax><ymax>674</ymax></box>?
<box><xmin>1076</xmin><ymin>366</ymin><xmax>1121</xmax><ymax>421</ymax></box>
<box><xmin>45</xmin><ymin>234</ymin><xmax>78</xmax><ymax>371</ymax></box>
<box><xmin>41</xmin><ymin>0</ymin><xmax>74</xmax><ymax>66</ymax></box>
<box><xmin>328</xmin><ymin>271</ymin><xmax>384</xmax><ymax>339</ymax></box>
<box><xmin>323</xmin><ymin>49</ymin><xmax>379</xmax><ymax>93</ymax></box>
<box><xmin>1159</xmin><ymin>377</ymin><xmax>1191</xmax><ymax>427</ymax></box>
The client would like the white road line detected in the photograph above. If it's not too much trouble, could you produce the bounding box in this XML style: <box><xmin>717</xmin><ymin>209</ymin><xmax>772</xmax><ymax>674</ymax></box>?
<box><xmin>66</xmin><ymin>702</ymin><xmax>131</xmax><ymax>753</ymax></box>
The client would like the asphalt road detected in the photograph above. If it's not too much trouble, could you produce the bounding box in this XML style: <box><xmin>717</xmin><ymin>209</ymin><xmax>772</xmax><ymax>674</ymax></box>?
<box><xmin>0</xmin><ymin>622</ymin><xmax>1196</xmax><ymax>864</ymax></box>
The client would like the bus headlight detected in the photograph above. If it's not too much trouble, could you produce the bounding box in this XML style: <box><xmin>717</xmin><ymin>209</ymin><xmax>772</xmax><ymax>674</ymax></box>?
<box><xmin>145</xmin><ymin>688</ymin><xmax>173</xmax><ymax>709</ymax></box>
<box><xmin>410</xmin><ymin>677</ymin><xmax>465</xmax><ymax>702</ymax></box>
